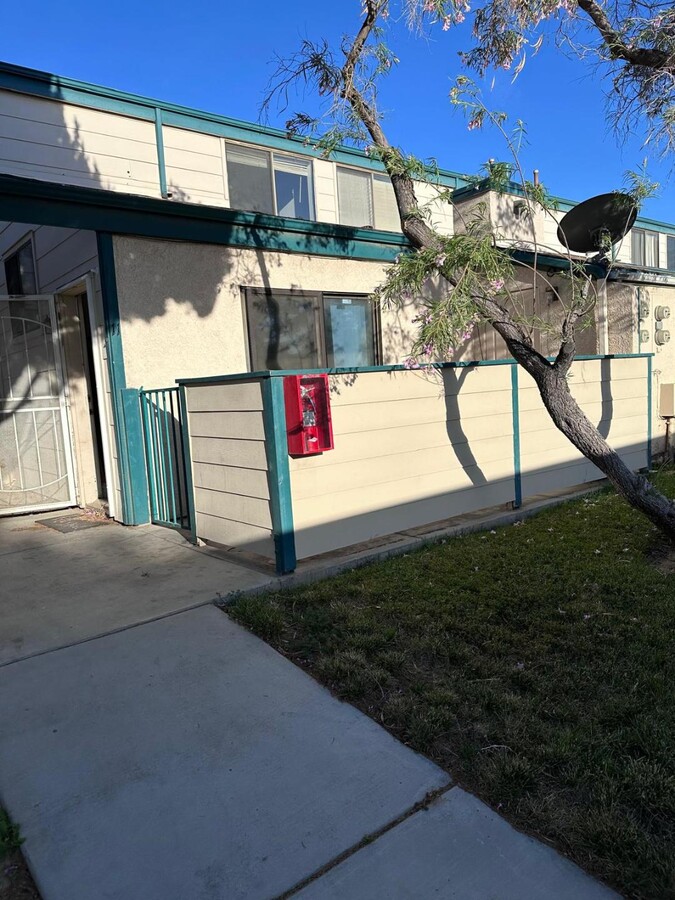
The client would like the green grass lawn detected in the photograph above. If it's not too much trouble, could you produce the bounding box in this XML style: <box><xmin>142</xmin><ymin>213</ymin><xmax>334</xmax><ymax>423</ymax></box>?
<box><xmin>229</xmin><ymin>472</ymin><xmax>675</xmax><ymax>900</ymax></box>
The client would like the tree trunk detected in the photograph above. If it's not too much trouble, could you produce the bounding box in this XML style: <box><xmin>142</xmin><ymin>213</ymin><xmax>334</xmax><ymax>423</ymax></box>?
<box><xmin>533</xmin><ymin>366</ymin><xmax>675</xmax><ymax>539</ymax></box>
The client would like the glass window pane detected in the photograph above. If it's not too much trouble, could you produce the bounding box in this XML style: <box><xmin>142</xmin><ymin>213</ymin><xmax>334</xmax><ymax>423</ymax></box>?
<box><xmin>337</xmin><ymin>167</ymin><xmax>373</xmax><ymax>227</ymax></box>
<box><xmin>17</xmin><ymin>243</ymin><xmax>37</xmax><ymax>293</ymax></box>
<box><xmin>668</xmin><ymin>236</ymin><xmax>675</xmax><ymax>271</ymax></box>
<box><xmin>247</xmin><ymin>292</ymin><xmax>320</xmax><ymax>370</ymax></box>
<box><xmin>324</xmin><ymin>296</ymin><xmax>375</xmax><ymax>368</ymax></box>
<box><xmin>645</xmin><ymin>231</ymin><xmax>659</xmax><ymax>267</ymax></box>
<box><xmin>273</xmin><ymin>155</ymin><xmax>313</xmax><ymax>220</ymax></box>
<box><xmin>631</xmin><ymin>230</ymin><xmax>644</xmax><ymax>266</ymax></box>
<box><xmin>225</xmin><ymin>145</ymin><xmax>274</xmax><ymax>214</ymax></box>
<box><xmin>372</xmin><ymin>174</ymin><xmax>400</xmax><ymax>232</ymax></box>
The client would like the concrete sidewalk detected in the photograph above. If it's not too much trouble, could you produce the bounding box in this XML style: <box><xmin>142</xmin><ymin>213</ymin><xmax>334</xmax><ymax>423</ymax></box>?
<box><xmin>0</xmin><ymin>604</ymin><xmax>618</xmax><ymax>899</ymax></box>
<box><xmin>0</xmin><ymin>513</ymin><xmax>619</xmax><ymax>899</ymax></box>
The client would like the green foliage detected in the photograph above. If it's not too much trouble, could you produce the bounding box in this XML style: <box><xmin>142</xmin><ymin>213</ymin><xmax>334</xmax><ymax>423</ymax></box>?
<box><xmin>230</xmin><ymin>470</ymin><xmax>675</xmax><ymax>899</ymax></box>
<box><xmin>0</xmin><ymin>808</ymin><xmax>24</xmax><ymax>859</ymax></box>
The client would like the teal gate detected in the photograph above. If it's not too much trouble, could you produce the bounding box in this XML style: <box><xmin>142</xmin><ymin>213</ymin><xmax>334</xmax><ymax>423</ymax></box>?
<box><xmin>140</xmin><ymin>387</ymin><xmax>190</xmax><ymax>530</ymax></box>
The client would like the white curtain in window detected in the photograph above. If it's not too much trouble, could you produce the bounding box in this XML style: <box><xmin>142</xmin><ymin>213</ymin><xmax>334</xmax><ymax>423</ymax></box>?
<box><xmin>372</xmin><ymin>174</ymin><xmax>400</xmax><ymax>232</ymax></box>
<box><xmin>273</xmin><ymin>155</ymin><xmax>313</xmax><ymax>219</ymax></box>
<box><xmin>645</xmin><ymin>231</ymin><xmax>659</xmax><ymax>268</ymax></box>
<box><xmin>337</xmin><ymin>167</ymin><xmax>373</xmax><ymax>227</ymax></box>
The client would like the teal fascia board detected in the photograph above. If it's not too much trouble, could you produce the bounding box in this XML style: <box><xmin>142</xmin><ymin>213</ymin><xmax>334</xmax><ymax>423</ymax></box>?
<box><xmin>510</xmin><ymin>365</ymin><xmax>522</xmax><ymax>508</ymax></box>
<box><xmin>261</xmin><ymin>377</ymin><xmax>296</xmax><ymax>575</ymax></box>
<box><xmin>120</xmin><ymin>388</ymin><xmax>151</xmax><ymax>524</ymax></box>
<box><xmin>0</xmin><ymin>174</ymin><xmax>410</xmax><ymax>262</ymax></box>
<box><xmin>0</xmin><ymin>60</ymin><xmax>468</xmax><ymax>189</ymax></box>
<box><xmin>510</xmin><ymin>248</ymin><xmax>606</xmax><ymax>279</ymax></box>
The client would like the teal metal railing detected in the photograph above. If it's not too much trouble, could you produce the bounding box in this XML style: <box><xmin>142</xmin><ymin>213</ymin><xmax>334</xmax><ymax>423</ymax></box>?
<box><xmin>140</xmin><ymin>387</ymin><xmax>189</xmax><ymax>530</ymax></box>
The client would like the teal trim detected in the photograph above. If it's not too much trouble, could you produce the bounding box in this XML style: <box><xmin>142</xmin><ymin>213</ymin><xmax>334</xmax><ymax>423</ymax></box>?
<box><xmin>154</xmin><ymin>108</ymin><xmax>168</xmax><ymax>198</ymax></box>
<box><xmin>510</xmin><ymin>249</ymin><xmax>605</xmax><ymax>279</ymax></box>
<box><xmin>0</xmin><ymin>60</ymin><xmax>468</xmax><ymax>189</ymax></box>
<box><xmin>510</xmin><ymin>365</ymin><xmax>522</xmax><ymax>508</ymax></box>
<box><xmin>647</xmin><ymin>354</ymin><xmax>653</xmax><ymax>469</ymax></box>
<box><xmin>97</xmin><ymin>232</ymin><xmax>142</xmax><ymax>524</ymax></box>
<box><xmin>0</xmin><ymin>174</ymin><xmax>410</xmax><ymax>262</ymax></box>
<box><xmin>120</xmin><ymin>389</ymin><xmax>151</xmax><ymax>524</ymax></box>
<box><xmin>176</xmin><ymin>354</ymin><xmax>653</xmax><ymax>387</ymax></box>
<box><xmin>178</xmin><ymin>385</ymin><xmax>198</xmax><ymax>544</ymax></box>
<box><xmin>262</xmin><ymin>377</ymin><xmax>296</xmax><ymax>575</ymax></box>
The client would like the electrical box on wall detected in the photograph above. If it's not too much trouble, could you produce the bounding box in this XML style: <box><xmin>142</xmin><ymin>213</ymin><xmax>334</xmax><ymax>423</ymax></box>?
<box><xmin>660</xmin><ymin>384</ymin><xmax>675</xmax><ymax>418</ymax></box>
<box><xmin>656</xmin><ymin>330</ymin><xmax>671</xmax><ymax>346</ymax></box>
<box><xmin>284</xmin><ymin>374</ymin><xmax>334</xmax><ymax>457</ymax></box>
<box><xmin>655</xmin><ymin>305</ymin><xmax>671</xmax><ymax>321</ymax></box>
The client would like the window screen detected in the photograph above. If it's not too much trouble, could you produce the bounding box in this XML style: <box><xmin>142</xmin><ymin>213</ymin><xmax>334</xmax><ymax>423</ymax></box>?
<box><xmin>337</xmin><ymin>167</ymin><xmax>373</xmax><ymax>227</ymax></box>
<box><xmin>323</xmin><ymin>296</ymin><xmax>376</xmax><ymax>367</ymax></box>
<box><xmin>667</xmin><ymin>236</ymin><xmax>675</xmax><ymax>271</ymax></box>
<box><xmin>226</xmin><ymin>145</ymin><xmax>274</xmax><ymax>215</ymax></box>
<box><xmin>372</xmin><ymin>174</ymin><xmax>400</xmax><ymax>232</ymax></box>
<box><xmin>631</xmin><ymin>229</ymin><xmax>659</xmax><ymax>268</ymax></box>
<box><xmin>246</xmin><ymin>291</ymin><xmax>321</xmax><ymax>370</ymax></box>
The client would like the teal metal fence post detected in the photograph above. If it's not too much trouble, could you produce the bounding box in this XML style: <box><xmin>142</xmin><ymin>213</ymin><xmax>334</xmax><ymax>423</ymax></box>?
<box><xmin>510</xmin><ymin>363</ymin><xmax>523</xmax><ymax>509</ymax></box>
<box><xmin>262</xmin><ymin>375</ymin><xmax>297</xmax><ymax>575</ymax></box>
<box><xmin>178</xmin><ymin>385</ymin><xmax>198</xmax><ymax>544</ymax></box>
<box><xmin>120</xmin><ymin>388</ymin><xmax>150</xmax><ymax>525</ymax></box>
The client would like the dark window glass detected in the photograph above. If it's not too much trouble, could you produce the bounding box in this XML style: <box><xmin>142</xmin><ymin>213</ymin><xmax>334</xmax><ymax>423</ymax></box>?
<box><xmin>246</xmin><ymin>292</ymin><xmax>321</xmax><ymax>370</ymax></box>
<box><xmin>226</xmin><ymin>145</ymin><xmax>274</xmax><ymax>215</ymax></box>
<box><xmin>273</xmin><ymin>155</ymin><xmax>312</xmax><ymax>220</ymax></box>
<box><xmin>667</xmin><ymin>236</ymin><xmax>675</xmax><ymax>271</ymax></box>
<box><xmin>4</xmin><ymin>241</ymin><xmax>36</xmax><ymax>295</ymax></box>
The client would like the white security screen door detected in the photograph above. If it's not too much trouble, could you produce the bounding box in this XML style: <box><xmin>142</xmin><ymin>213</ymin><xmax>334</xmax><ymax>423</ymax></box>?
<box><xmin>0</xmin><ymin>295</ymin><xmax>76</xmax><ymax>515</ymax></box>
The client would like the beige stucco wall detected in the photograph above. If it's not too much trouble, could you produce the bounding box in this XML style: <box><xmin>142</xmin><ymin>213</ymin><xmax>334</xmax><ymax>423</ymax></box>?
<box><xmin>113</xmin><ymin>235</ymin><xmax>423</xmax><ymax>387</ymax></box>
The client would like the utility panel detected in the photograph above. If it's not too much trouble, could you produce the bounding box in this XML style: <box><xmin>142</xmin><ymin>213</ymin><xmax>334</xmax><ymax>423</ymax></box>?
<box><xmin>660</xmin><ymin>383</ymin><xmax>675</xmax><ymax>418</ymax></box>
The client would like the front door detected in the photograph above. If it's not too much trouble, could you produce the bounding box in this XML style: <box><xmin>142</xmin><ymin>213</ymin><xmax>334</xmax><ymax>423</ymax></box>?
<box><xmin>0</xmin><ymin>295</ymin><xmax>76</xmax><ymax>515</ymax></box>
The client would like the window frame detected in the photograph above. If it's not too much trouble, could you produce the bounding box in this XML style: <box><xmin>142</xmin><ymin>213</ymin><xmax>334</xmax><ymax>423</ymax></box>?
<box><xmin>336</xmin><ymin>164</ymin><xmax>400</xmax><ymax>232</ymax></box>
<box><xmin>243</xmin><ymin>287</ymin><xmax>382</xmax><ymax>371</ymax></box>
<box><xmin>3</xmin><ymin>235</ymin><xmax>38</xmax><ymax>296</ymax></box>
<box><xmin>631</xmin><ymin>228</ymin><xmax>660</xmax><ymax>268</ymax></box>
<box><xmin>224</xmin><ymin>141</ymin><xmax>316</xmax><ymax>221</ymax></box>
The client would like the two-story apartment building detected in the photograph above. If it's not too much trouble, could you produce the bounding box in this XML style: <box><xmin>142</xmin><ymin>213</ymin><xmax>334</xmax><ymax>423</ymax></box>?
<box><xmin>0</xmin><ymin>60</ymin><xmax>673</xmax><ymax>531</ymax></box>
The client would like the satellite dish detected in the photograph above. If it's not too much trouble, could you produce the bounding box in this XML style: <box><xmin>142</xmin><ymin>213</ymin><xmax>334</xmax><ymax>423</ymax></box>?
<box><xmin>557</xmin><ymin>192</ymin><xmax>637</xmax><ymax>254</ymax></box>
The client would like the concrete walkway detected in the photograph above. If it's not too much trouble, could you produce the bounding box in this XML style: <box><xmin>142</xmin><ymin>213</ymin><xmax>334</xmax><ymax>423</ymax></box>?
<box><xmin>0</xmin><ymin>515</ymin><xmax>619</xmax><ymax>899</ymax></box>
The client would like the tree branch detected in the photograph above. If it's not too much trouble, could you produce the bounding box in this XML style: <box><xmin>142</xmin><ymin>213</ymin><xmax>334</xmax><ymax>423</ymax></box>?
<box><xmin>576</xmin><ymin>0</ymin><xmax>674</xmax><ymax>70</ymax></box>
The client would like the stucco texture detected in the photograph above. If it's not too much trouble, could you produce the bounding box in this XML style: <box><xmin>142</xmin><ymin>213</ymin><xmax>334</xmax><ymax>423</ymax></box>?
<box><xmin>112</xmin><ymin>236</ymin><xmax>416</xmax><ymax>387</ymax></box>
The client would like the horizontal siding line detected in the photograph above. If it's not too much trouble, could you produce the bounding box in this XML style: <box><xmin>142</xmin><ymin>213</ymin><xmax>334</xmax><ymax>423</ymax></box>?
<box><xmin>162</xmin><ymin>145</ymin><xmax>223</xmax><ymax>160</ymax></box>
<box><xmin>192</xmin><ymin>482</ymin><xmax>270</xmax><ymax>502</ymax></box>
<box><xmin>0</xmin><ymin>159</ymin><xmax>160</xmax><ymax>190</ymax></box>
<box><xmin>328</xmin><ymin>388</ymin><xmax>513</xmax><ymax>408</ymax></box>
<box><xmin>519</xmin><ymin>415</ymin><xmax>646</xmax><ymax>438</ymax></box>
<box><xmin>521</xmin><ymin>450</ymin><xmax>644</xmax><ymax>480</ymax></box>
<box><xmin>0</xmin><ymin>110</ymin><xmax>158</xmax><ymax>146</ymax></box>
<box><xmin>294</xmin><ymin>474</ymin><xmax>516</xmax><ymax>513</ymax></box>
<box><xmin>187</xmin><ymin>407</ymin><xmax>264</xmax><ymax>415</ymax></box>
<box><xmin>292</xmin><ymin>432</ymin><xmax>514</xmax><ymax>465</ymax></box>
<box><xmin>162</xmin><ymin>161</ymin><xmax>224</xmax><ymax>177</ymax></box>
<box><xmin>39</xmin><ymin>256</ymin><xmax>98</xmax><ymax>292</ymax></box>
<box><xmin>189</xmin><ymin>431</ymin><xmax>266</xmax><ymax>441</ymax></box>
<box><xmin>0</xmin><ymin>139</ymin><xmax>160</xmax><ymax>168</ymax></box>
<box><xmin>333</xmin><ymin>418</ymin><xmax>513</xmax><ymax>438</ymax></box>
<box><xmin>37</xmin><ymin>230</ymin><xmax>94</xmax><ymax>263</ymax></box>
<box><xmin>520</xmin><ymin>435</ymin><xmax>647</xmax><ymax>463</ymax></box>
<box><xmin>191</xmin><ymin>457</ymin><xmax>268</xmax><ymax>473</ymax></box>
<box><xmin>194</xmin><ymin>508</ymin><xmax>272</xmax><ymax>532</ymax></box>
<box><xmin>293</xmin><ymin>465</ymin><xmax>515</xmax><ymax>503</ymax></box>
<box><xmin>0</xmin><ymin>154</ymin><xmax>158</xmax><ymax>179</ymax></box>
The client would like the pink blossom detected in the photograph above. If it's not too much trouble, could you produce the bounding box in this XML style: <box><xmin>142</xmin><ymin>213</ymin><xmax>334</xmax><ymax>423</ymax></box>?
<box><xmin>423</xmin><ymin>342</ymin><xmax>434</xmax><ymax>356</ymax></box>
<box><xmin>404</xmin><ymin>357</ymin><xmax>421</xmax><ymax>369</ymax></box>
<box><xmin>467</xmin><ymin>118</ymin><xmax>480</xmax><ymax>131</ymax></box>
<box><xmin>442</xmin><ymin>15</ymin><xmax>452</xmax><ymax>29</ymax></box>
<box><xmin>490</xmin><ymin>278</ymin><xmax>505</xmax><ymax>291</ymax></box>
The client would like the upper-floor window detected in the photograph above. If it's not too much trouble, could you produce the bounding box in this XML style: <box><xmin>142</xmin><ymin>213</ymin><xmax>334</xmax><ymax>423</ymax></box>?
<box><xmin>244</xmin><ymin>288</ymin><xmax>379</xmax><ymax>371</ymax></box>
<box><xmin>631</xmin><ymin>228</ymin><xmax>659</xmax><ymax>268</ymax></box>
<box><xmin>225</xmin><ymin>144</ymin><xmax>314</xmax><ymax>220</ymax></box>
<box><xmin>336</xmin><ymin>166</ymin><xmax>400</xmax><ymax>231</ymax></box>
<box><xmin>667</xmin><ymin>236</ymin><xmax>675</xmax><ymax>271</ymax></box>
<box><xmin>4</xmin><ymin>239</ymin><xmax>37</xmax><ymax>296</ymax></box>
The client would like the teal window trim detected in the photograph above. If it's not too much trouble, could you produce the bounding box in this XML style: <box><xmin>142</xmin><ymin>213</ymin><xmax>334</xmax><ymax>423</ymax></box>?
<box><xmin>96</xmin><ymin>232</ymin><xmax>150</xmax><ymax>525</ymax></box>
<box><xmin>154</xmin><ymin>108</ymin><xmax>168</xmax><ymax>199</ymax></box>
<box><xmin>262</xmin><ymin>377</ymin><xmax>296</xmax><ymax>575</ymax></box>
<box><xmin>510</xmin><ymin>365</ymin><xmax>522</xmax><ymax>508</ymax></box>
<box><xmin>178</xmin><ymin>385</ymin><xmax>198</xmax><ymax>544</ymax></box>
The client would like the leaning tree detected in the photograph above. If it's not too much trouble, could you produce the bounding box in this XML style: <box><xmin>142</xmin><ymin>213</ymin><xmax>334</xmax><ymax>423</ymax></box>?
<box><xmin>266</xmin><ymin>0</ymin><xmax>675</xmax><ymax>538</ymax></box>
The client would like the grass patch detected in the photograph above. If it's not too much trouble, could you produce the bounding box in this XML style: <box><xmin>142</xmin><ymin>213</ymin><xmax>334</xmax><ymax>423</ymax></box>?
<box><xmin>0</xmin><ymin>810</ymin><xmax>23</xmax><ymax>861</ymax></box>
<box><xmin>229</xmin><ymin>473</ymin><xmax>675</xmax><ymax>899</ymax></box>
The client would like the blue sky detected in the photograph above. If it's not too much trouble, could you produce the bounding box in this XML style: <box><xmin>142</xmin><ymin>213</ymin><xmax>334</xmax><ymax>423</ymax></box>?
<box><xmin>2</xmin><ymin>0</ymin><xmax>672</xmax><ymax>221</ymax></box>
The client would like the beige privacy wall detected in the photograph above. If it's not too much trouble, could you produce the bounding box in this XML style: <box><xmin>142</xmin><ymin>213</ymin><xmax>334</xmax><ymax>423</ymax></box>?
<box><xmin>289</xmin><ymin>366</ymin><xmax>517</xmax><ymax>559</ymax></box>
<box><xmin>287</xmin><ymin>358</ymin><xmax>649</xmax><ymax>560</ymax></box>
<box><xmin>183</xmin><ymin>379</ymin><xmax>275</xmax><ymax>561</ymax></box>
<box><xmin>518</xmin><ymin>357</ymin><xmax>648</xmax><ymax>496</ymax></box>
